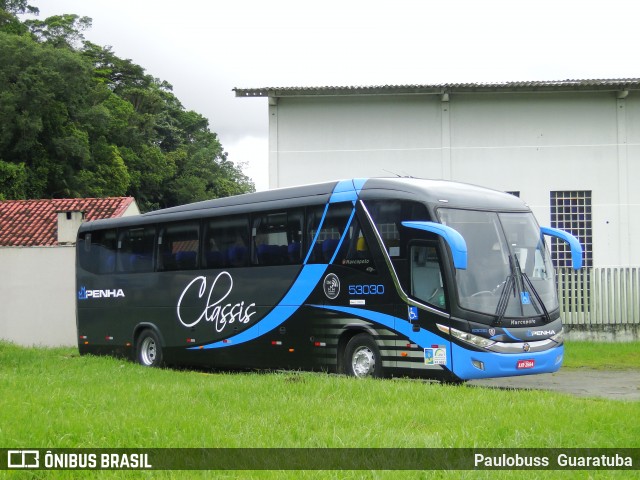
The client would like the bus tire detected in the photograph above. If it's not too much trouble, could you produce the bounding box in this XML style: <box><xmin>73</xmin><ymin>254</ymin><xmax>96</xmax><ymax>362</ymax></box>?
<box><xmin>136</xmin><ymin>329</ymin><xmax>164</xmax><ymax>367</ymax></box>
<box><xmin>344</xmin><ymin>333</ymin><xmax>383</xmax><ymax>378</ymax></box>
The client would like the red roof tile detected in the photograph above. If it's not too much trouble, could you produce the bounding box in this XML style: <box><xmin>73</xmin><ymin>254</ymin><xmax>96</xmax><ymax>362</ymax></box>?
<box><xmin>0</xmin><ymin>198</ymin><xmax>136</xmax><ymax>246</ymax></box>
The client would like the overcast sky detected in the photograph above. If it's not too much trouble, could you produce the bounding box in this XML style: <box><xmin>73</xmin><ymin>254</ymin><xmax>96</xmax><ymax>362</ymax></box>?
<box><xmin>31</xmin><ymin>0</ymin><xmax>640</xmax><ymax>191</ymax></box>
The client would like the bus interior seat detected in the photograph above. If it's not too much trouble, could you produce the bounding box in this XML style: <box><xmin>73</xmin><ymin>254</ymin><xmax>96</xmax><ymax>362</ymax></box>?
<box><xmin>288</xmin><ymin>241</ymin><xmax>301</xmax><ymax>262</ymax></box>
<box><xmin>228</xmin><ymin>246</ymin><xmax>248</xmax><ymax>267</ymax></box>
<box><xmin>175</xmin><ymin>251</ymin><xmax>197</xmax><ymax>269</ymax></box>
<box><xmin>322</xmin><ymin>239</ymin><xmax>340</xmax><ymax>262</ymax></box>
<box><xmin>129</xmin><ymin>253</ymin><xmax>152</xmax><ymax>272</ymax></box>
<box><xmin>257</xmin><ymin>244</ymin><xmax>288</xmax><ymax>265</ymax></box>
<box><xmin>205</xmin><ymin>250</ymin><xmax>225</xmax><ymax>268</ymax></box>
<box><xmin>102</xmin><ymin>253</ymin><xmax>116</xmax><ymax>273</ymax></box>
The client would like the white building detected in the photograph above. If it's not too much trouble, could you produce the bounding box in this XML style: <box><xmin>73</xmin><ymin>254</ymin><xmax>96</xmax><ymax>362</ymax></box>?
<box><xmin>236</xmin><ymin>79</ymin><xmax>640</xmax><ymax>337</ymax></box>
<box><xmin>235</xmin><ymin>79</ymin><xmax>640</xmax><ymax>269</ymax></box>
<box><xmin>0</xmin><ymin>198</ymin><xmax>139</xmax><ymax>346</ymax></box>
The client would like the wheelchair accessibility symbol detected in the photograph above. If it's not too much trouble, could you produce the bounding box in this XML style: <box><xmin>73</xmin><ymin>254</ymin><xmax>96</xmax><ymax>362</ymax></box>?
<box><xmin>408</xmin><ymin>306</ymin><xmax>418</xmax><ymax>321</ymax></box>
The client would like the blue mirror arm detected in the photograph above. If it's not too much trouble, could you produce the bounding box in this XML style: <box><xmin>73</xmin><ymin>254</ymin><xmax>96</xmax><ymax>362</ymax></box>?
<box><xmin>402</xmin><ymin>221</ymin><xmax>467</xmax><ymax>270</ymax></box>
<box><xmin>541</xmin><ymin>226</ymin><xmax>583</xmax><ymax>270</ymax></box>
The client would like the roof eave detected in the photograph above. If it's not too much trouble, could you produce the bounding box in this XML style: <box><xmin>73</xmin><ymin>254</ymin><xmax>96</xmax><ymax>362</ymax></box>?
<box><xmin>234</xmin><ymin>79</ymin><xmax>640</xmax><ymax>98</ymax></box>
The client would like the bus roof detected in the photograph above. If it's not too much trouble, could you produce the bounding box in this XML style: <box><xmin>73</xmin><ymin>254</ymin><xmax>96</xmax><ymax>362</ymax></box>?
<box><xmin>79</xmin><ymin>178</ymin><xmax>529</xmax><ymax>231</ymax></box>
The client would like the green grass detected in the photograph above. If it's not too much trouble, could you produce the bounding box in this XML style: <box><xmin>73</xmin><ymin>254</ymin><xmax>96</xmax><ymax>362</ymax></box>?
<box><xmin>562</xmin><ymin>341</ymin><xmax>640</xmax><ymax>369</ymax></box>
<box><xmin>1</xmin><ymin>341</ymin><xmax>638</xmax><ymax>479</ymax></box>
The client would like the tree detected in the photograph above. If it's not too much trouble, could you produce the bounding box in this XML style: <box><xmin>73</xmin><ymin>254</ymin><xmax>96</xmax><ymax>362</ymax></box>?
<box><xmin>0</xmin><ymin>160</ymin><xmax>27</xmax><ymax>199</ymax></box>
<box><xmin>0</xmin><ymin>31</ymin><xmax>95</xmax><ymax>197</ymax></box>
<box><xmin>0</xmin><ymin>1</ymin><xmax>254</xmax><ymax>209</ymax></box>
<box><xmin>24</xmin><ymin>13</ymin><xmax>91</xmax><ymax>48</ymax></box>
<box><xmin>0</xmin><ymin>0</ymin><xmax>38</xmax><ymax>35</ymax></box>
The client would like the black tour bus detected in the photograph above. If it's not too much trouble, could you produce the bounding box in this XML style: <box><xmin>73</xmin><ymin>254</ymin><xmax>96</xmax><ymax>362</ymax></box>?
<box><xmin>76</xmin><ymin>178</ymin><xmax>582</xmax><ymax>380</ymax></box>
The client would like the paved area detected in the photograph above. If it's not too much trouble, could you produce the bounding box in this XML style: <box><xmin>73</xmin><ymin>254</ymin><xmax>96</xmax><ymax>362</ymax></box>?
<box><xmin>468</xmin><ymin>368</ymin><xmax>640</xmax><ymax>401</ymax></box>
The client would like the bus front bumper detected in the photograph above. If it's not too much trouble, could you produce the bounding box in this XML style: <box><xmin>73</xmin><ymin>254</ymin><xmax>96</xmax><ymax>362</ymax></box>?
<box><xmin>450</xmin><ymin>343</ymin><xmax>564</xmax><ymax>380</ymax></box>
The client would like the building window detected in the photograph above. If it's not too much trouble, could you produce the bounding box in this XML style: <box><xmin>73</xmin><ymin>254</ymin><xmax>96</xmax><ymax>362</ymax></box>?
<box><xmin>550</xmin><ymin>191</ymin><xmax>592</xmax><ymax>268</ymax></box>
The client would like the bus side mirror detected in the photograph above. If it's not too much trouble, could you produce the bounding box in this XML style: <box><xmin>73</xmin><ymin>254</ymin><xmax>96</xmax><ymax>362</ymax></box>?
<box><xmin>541</xmin><ymin>227</ymin><xmax>583</xmax><ymax>270</ymax></box>
<box><xmin>402</xmin><ymin>221</ymin><xmax>467</xmax><ymax>270</ymax></box>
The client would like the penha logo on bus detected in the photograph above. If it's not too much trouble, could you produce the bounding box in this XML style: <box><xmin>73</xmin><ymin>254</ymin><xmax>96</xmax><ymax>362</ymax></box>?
<box><xmin>78</xmin><ymin>286</ymin><xmax>125</xmax><ymax>300</ymax></box>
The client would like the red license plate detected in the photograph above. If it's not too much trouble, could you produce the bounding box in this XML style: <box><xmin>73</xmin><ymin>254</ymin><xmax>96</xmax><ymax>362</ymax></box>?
<box><xmin>517</xmin><ymin>359</ymin><xmax>535</xmax><ymax>369</ymax></box>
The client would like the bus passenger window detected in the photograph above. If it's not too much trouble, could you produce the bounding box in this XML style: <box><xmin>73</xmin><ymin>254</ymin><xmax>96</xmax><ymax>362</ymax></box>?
<box><xmin>366</xmin><ymin>200</ymin><xmax>429</xmax><ymax>258</ymax></box>
<box><xmin>203</xmin><ymin>216</ymin><xmax>249</xmax><ymax>268</ymax></box>
<box><xmin>157</xmin><ymin>222</ymin><xmax>199</xmax><ymax>271</ymax></box>
<box><xmin>333</xmin><ymin>215</ymin><xmax>377</xmax><ymax>274</ymax></box>
<box><xmin>252</xmin><ymin>210</ymin><xmax>303</xmax><ymax>266</ymax></box>
<box><xmin>117</xmin><ymin>226</ymin><xmax>155</xmax><ymax>273</ymax></box>
<box><xmin>79</xmin><ymin>229</ymin><xmax>117</xmax><ymax>274</ymax></box>
<box><xmin>410</xmin><ymin>245</ymin><xmax>446</xmax><ymax>309</ymax></box>
<box><xmin>306</xmin><ymin>203</ymin><xmax>351</xmax><ymax>264</ymax></box>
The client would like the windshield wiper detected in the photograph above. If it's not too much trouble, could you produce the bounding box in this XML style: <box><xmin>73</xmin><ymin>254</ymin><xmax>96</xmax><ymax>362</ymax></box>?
<box><xmin>493</xmin><ymin>274</ymin><xmax>514</xmax><ymax>326</ymax></box>
<box><xmin>495</xmin><ymin>254</ymin><xmax>551</xmax><ymax>325</ymax></box>
<box><xmin>522</xmin><ymin>272</ymin><xmax>551</xmax><ymax>324</ymax></box>
<box><xmin>510</xmin><ymin>253</ymin><xmax>527</xmax><ymax>317</ymax></box>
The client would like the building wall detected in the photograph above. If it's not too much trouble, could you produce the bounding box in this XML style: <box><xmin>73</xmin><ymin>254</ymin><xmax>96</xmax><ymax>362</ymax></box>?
<box><xmin>0</xmin><ymin>201</ymin><xmax>140</xmax><ymax>347</ymax></box>
<box><xmin>0</xmin><ymin>246</ymin><xmax>76</xmax><ymax>347</ymax></box>
<box><xmin>269</xmin><ymin>91</ymin><xmax>639</xmax><ymax>267</ymax></box>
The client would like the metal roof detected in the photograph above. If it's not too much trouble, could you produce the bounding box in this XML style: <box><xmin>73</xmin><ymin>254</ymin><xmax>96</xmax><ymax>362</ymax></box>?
<box><xmin>234</xmin><ymin>78</ymin><xmax>640</xmax><ymax>98</ymax></box>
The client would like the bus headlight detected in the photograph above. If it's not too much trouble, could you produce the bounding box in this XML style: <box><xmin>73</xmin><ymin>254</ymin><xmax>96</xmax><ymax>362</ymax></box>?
<box><xmin>445</xmin><ymin>326</ymin><xmax>496</xmax><ymax>349</ymax></box>
<box><xmin>550</xmin><ymin>330</ymin><xmax>564</xmax><ymax>344</ymax></box>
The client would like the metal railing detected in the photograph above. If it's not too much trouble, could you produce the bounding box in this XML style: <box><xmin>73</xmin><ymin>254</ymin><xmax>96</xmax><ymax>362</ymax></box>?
<box><xmin>557</xmin><ymin>267</ymin><xmax>640</xmax><ymax>325</ymax></box>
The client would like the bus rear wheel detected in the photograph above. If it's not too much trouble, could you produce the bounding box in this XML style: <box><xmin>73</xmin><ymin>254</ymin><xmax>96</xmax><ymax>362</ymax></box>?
<box><xmin>344</xmin><ymin>333</ymin><xmax>383</xmax><ymax>378</ymax></box>
<box><xmin>136</xmin><ymin>329</ymin><xmax>163</xmax><ymax>367</ymax></box>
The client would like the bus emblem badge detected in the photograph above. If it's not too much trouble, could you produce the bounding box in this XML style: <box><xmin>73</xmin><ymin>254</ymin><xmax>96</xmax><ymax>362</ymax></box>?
<box><xmin>323</xmin><ymin>273</ymin><xmax>340</xmax><ymax>300</ymax></box>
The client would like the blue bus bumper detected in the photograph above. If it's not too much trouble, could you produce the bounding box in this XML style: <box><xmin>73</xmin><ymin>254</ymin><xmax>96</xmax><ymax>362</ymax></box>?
<box><xmin>451</xmin><ymin>343</ymin><xmax>564</xmax><ymax>380</ymax></box>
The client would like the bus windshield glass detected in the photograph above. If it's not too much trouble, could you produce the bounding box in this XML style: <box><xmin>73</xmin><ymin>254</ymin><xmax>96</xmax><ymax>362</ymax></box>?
<box><xmin>438</xmin><ymin>208</ymin><xmax>558</xmax><ymax>318</ymax></box>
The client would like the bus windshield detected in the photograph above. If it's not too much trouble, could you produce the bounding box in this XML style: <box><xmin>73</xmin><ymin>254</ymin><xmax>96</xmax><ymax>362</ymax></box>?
<box><xmin>438</xmin><ymin>208</ymin><xmax>558</xmax><ymax>319</ymax></box>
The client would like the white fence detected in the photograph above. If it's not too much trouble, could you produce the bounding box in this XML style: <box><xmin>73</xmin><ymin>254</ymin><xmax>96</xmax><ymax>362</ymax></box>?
<box><xmin>557</xmin><ymin>267</ymin><xmax>640</xmax><ymax>326</ymax></box>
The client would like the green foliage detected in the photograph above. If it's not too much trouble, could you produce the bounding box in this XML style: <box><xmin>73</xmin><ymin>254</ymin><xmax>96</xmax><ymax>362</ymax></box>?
<box><xmin>0</xmin><ymin>2</ymin><xmax>254</xmax><ymax>210</ymax></box>
<box><xmin>24</xmin><ymin>13</ymin><xmax>92</xmax><ymax>48</ymax></box>
<box><xmin>563</xmin><ymin>341</ymin><xmax>640</xmax><ymax>369</ymax></box>
<box><xmin>0</xmin><ymin>342</ymin><xmax>638</xmax><ymax>479</ymax></box>
<box><xmin>0</xmin><ymin>342</ymin><xmax>638</xmax><ymax>480</ymax></box>
<box><xmin>0</xmin><ymin>159</ymin><xmax>27</xmax><ymax>199</ymax></box>
<box><xmin>0</xmin><ymin>0</ymin><xmax>37</xmax><ymax>35</ymax></box>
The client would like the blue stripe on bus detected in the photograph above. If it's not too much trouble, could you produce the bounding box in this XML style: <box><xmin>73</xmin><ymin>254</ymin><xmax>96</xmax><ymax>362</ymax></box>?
<box><xmin>191</xmin><ymin>264</ymin><xmax>328</xmax><ymax>350</ymax></box>
<box><xmin>190</xmin><ymin>179</ymin><xmax>368</xmax><ymax>351</ymax></box>
<box><xmin>329</xmin><ymin>179</ymin><xmax>364</xmax><ymax>203</ymax></box>
<box><xmin>303</xmin><ymin>202</ymin><xmax>330</xmax><ymax>265</ymax></box>
<box><xmin>501</xmin><ymin>328</ymin><xmax>523</xmax><ymax>341</ymax></box>
<box><xmin>309</xmin><ymin>305</ymin><xmax>564</xmax><ymax>380</ymax></box>
<box><xmin>329</xmin><ymin>206</ymin><xmax>356</xmax><ymax>264</ymax></box>
<box><xmin>307</xmin><ymin>304</ymin><xmax>449</xmax><ymax>350</ymax></box>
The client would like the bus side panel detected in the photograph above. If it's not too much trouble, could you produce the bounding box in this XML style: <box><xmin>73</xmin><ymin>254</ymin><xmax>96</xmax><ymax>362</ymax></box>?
<box><xmin>77</xmin><ymin>265</ymin><xmax>305</xmax><ymax>365</ymax></box>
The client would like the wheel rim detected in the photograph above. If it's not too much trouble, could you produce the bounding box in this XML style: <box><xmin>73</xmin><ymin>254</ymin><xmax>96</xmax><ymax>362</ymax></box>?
<box><xmin>140</xmin><ymin>336</ymin><xmax>157</xmax><ymax>366</ymax></box>
<box><xmin>351</xmin><ymin>346</ymin><xmax>376</xmax><ymax>377</ymax></box>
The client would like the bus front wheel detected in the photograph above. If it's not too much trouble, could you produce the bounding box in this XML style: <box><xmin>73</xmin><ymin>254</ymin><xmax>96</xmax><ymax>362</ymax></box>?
<box><xmin>136</xmin><ymin>329</ymin><xmax>164</xmax><ymax>367</ymax></box>
<box><xmin>344</xmin><ymin>333</ymin><xmax>383</xmax><ymax>378</ymax></box>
